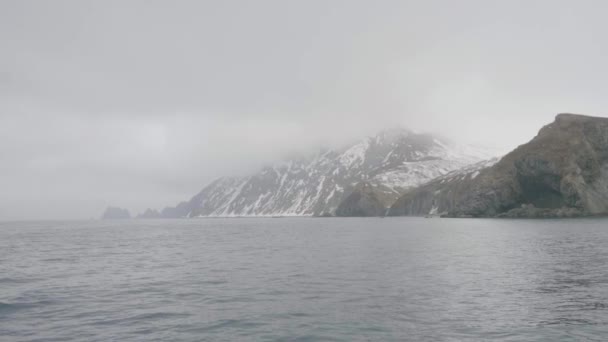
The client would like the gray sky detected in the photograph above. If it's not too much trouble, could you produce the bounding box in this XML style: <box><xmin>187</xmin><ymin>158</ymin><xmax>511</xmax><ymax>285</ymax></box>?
<box><xmin>2</xmin><ymin>0</ymin><xmax>608</xmax><ymax>219</ymax></box>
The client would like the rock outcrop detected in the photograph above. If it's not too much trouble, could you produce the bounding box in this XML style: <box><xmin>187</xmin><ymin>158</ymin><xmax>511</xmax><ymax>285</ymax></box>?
<box><xmin>335</xmin><ymin>182</ymin><xmax>388</xmax><ymax>217</ymax></box>
<box><xmin>389</xmin><ymin>114</ymin><xmax>608</xmax><ymax>218</ymax></box>
<box><xmin>101</xmin><ymin>206</ymin><xmax>131</xmax><ymax>220</ymax></box>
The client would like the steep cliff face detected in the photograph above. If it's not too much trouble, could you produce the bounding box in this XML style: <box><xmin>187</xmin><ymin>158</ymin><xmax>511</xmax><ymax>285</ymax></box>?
<box><xmin>388</xmin><ymin>158</ymin><xmax>499</xmax><ymax>216</ymax></box>
<box><xmin>334</xmin><ymin>182</ymin><xmax>390</xmax><ymax>217</ymax></box>
<box><xmin>389</xmin><ymin>114</ymin><xmax>608</xmax><ymax>218</ymax></box>
<box><xmin>157</xmin><ymin>129</ymin><xmax>490</xmax><ymax>217</ymax></box>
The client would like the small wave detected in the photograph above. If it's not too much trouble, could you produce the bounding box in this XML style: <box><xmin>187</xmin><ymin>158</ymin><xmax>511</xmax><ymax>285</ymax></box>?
<box><xmin>0</xmin><ymin>300</ymin><xmax>52</xmax><ymax>314</ymax></box>
<box><xmin>289</xmin><ymin>312</ymin><xmax>312</xmax><ymax>318</ymax></box>
<box><xmin>134</xmin><ymin>312</ymin><xmax>191</xmax><ymax>320</ymax></box>
<box><xmin>280</xmin><ymin>334</ymin><xmax>344</xmax><ymax>342</ymax></box>
<box><xmin>118</xmin><ymin>287</ymin><xmax>170</xmax><ymax>295</ymax></box>
<box><xmin>201</xmin><ymin>280</ymin><xmax>228</xmax><ymax>285</ymax></box>
<box><xmin>180</xmin><ymin>319</ymin><xmax>265</xmax><ymax>334</ymax></box>
<box><xmin>0</xmin><ymin>302</ymin><xmax>18</xmax><ymax>313</ymax></box>
<box><xmin>538</xmin><ymin>317</ymin><xmax>596</xmax><ymax>326</ymax></box>
<box><xmin>0</xmin><ymin>277</ymin><xmax>37</xmax><ymax>284</ymax></box>
<box><xmin>205</xmin><ymin>296</ymin><xmax>259</xmax><ymax>304</ymax></box>
<box><xmin>90</xmin><ymin>312</ymin><xmax>191</xmax><ymax>326</ymax></box>
<box><xmin>40</xmin><ymin>258</ymin><xmax>71</xmax><ymax>263</ymax></box>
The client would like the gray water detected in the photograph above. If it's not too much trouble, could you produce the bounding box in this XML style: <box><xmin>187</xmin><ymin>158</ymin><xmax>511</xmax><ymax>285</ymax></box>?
<box><xmin>2</xmin><ymin>218</ymin><xmax>608</xmax><ymax>341</ymax></box>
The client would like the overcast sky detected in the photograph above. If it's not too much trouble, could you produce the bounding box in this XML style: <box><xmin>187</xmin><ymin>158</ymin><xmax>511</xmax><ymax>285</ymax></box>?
<box><xmin>2</xmin><ymin>0</ymin><xmax>608</xmax><ymax>219</ymax></box>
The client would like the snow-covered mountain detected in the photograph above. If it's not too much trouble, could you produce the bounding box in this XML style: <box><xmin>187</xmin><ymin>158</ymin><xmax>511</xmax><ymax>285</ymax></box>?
<box><xmin>151</xmin><ymin>128</ymin><xmax>495</xmax><ymax>218</ymax></box>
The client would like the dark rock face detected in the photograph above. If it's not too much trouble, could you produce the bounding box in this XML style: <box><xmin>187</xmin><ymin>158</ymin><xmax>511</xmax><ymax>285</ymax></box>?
<box><xmin>101</xmin><ymin>207</ymin><xmax>131</xmax><ymax>220</ymax></box>
<box><xmin>335</xmin><ymin>182</ymin><xmax>387</xmax><ymax>217</ymax></box>
<box><xmin>389</xmin><ymin>114</ymin><xmax>608</xmax><ymax>218</ymax></box>
<box><xmin>388</xmin><ymin>158</ymin><xmax>499</xmax><ymax>216</ymax></box>
<box><xmin>160</xmin><ymin>201</ymin><xmax>191</xmax><ymax>218</ymax></box>
<box><xmin>497</xmin><ymin>204</ymin><xmax>584</xmax><ymax>218</ymax></box>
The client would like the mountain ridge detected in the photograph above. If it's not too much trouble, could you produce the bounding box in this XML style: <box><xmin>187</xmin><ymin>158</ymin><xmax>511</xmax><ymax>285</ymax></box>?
<box><xmin>139</xmin><ymin>128</ymin><xmax>492</xmax><ymax>218</ymax></box>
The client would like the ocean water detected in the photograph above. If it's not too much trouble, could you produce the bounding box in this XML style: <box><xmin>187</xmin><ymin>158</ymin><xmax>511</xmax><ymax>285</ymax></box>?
<box><xmin>2</xmin><ymin>218</ymin><xmax>608</xmax><ymax>341</ymax></box>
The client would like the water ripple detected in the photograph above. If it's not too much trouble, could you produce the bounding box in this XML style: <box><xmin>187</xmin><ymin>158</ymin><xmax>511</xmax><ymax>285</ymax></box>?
<box><xmin>2</xmin><ymin>218</ymin><xmax>608</xmax><ymax>341</ymax></box>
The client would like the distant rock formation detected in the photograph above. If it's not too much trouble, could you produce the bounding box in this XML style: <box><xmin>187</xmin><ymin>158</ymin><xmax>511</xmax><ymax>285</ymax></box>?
<box><xmin>389</xmin><ymin>114</ymin><xmax>608</xmax><ymax>218</ymax></box>
<box><xmin>136</xmin><ymin>208</ymin><xmax>161</xmax><ymax>219</ymax></box>
<box><xmin>160</xmin><ymin>201</ymin><xmax>192</xmax><ymax>219</ymax></box>
<box><xmin>101</xmin><ymin>207</ymin><xmax>131</xmax><ymax>220</ymax></box>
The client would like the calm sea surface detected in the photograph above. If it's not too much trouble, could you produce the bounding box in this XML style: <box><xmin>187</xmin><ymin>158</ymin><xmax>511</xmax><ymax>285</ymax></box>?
<box><xmin>2</xmin><ymin>218</ymin><xmax>608</xmax><ymax>341</ymax></box>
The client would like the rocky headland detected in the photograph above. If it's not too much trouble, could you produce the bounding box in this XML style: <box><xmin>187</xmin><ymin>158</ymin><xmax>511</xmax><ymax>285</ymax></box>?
<box><xmin>389</xmin><ymin>114</ymin><xmax>608</xmax><ymax>218</ymax></box>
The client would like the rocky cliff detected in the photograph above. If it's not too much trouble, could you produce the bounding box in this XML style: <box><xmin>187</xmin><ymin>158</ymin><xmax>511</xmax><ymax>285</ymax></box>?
<box><xmin>334</xmin><ymin>182</ymin><xmax>389</xmax><ymax>217</ymax></box>
<box><xmin>389</xmin><ymin>114</ymin><xmax>608</xmax><ymax>218</ymax></box>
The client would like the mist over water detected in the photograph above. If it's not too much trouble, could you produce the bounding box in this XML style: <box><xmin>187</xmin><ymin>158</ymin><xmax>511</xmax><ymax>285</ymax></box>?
<box><xmin>2</xmin><ymin>218</ymin><xmax>608</xmax><ymax>341</ymax></box>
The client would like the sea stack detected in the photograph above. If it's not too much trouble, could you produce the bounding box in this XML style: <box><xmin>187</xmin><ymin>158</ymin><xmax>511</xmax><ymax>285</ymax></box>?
<box><xmin>101</xmin><ymin>206</ymin><xmax>131</xmax><ymax>220</ymax></box>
